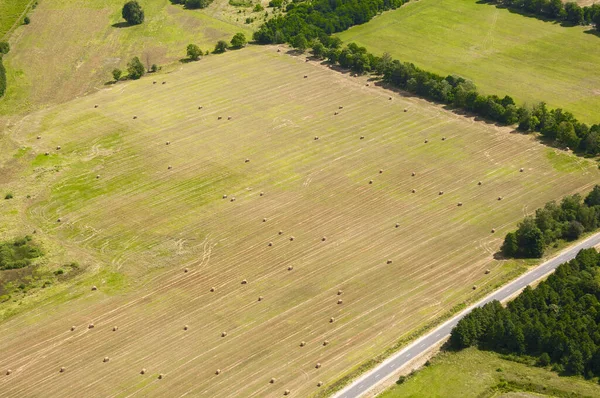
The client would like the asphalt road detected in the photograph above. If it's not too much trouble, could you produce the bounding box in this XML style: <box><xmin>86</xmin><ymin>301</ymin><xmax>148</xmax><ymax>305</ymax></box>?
<box><xmin>334</xmin><ymin>232</ymin><xmax>600</xmax><ymax>398</ymax></box>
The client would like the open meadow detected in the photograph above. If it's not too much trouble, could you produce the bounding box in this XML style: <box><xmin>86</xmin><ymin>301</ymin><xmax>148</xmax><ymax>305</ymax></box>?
<box><xmin>0</xmin><ymin>46</ymin><xmax>599</xmax><ymax>397</ymax></box>
<box><xmin>337</xmin><ymin>0</ymin><xmax>600</xmax><ymax>124</ymax></box>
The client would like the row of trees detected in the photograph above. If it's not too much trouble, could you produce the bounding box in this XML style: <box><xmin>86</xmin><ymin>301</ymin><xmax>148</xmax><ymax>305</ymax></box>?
<box><xmin>253</xmin><ymin>0</ymin><xmax>407</xmax><ymax>44</ymax></box>
<box><xmin>0</xmin><ymin>42</ymin><xmax>10</xmax><ymax>98</ymax></box>
<box><xmin>501</xmin><ymin>186</ymin><xmax>600</xmax><ymax>258</ymax></box>
<box><xmin>450</xmin><ymin>248</ymin><xmax>600</xmax><ymax>378</ymax></box>
<box><xmin>483</xmin><ymin>0</ymin><xmax>600</xmax><ymax>30</ymax></box>
<box><xmin>304</xmin><ymin>40</ymin><xmax>600</xmax><ymax>155</ymax></box>
<box><xmin>186</xmin><ymin>33</ymin><xmax>247</xmax><ymax>61</ymax></box>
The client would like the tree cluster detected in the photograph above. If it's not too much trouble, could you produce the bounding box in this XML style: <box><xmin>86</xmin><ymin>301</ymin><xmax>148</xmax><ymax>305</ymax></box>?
<box><xmin>482</xmin><ymin>0</ymin><xmax>600</xmax><ymax>31</ymax></box>
<box><xmin>0</xmin><ymin>236</ymin><xmax>42</xmax><ymax>271</ymax></box>
<box><xmin>306</xmin><ymin>41</ymin><xmax>600</xmax><ymax>155</ymax></box>
<box><xmin>450</xmin><ymin>248</ymin><xmax>600</xmax><ymax>378</ymax></box>
<box><xmin>253</xmin><ymin>0</ymin><xmax>407</xmax><ymax>45</ymax></box>
<box><xmin>170</xmin><ymin>0</ymin><xmax>214</xmax><ymax>9</ymax></box>
<box><xmin>502</xmin><ymin>186</ymin><xmax>600</xmax><ymax>258</ymax></box>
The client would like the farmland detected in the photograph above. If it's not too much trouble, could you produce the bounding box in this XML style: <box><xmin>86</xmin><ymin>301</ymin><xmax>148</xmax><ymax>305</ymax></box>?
<box><xmin>380</xmin><ymin>348</ymin><xmax>600</xmax><ymax>398</ymax></box>
<box><xmin>0</xmin><ymin>0</ymin><xmax>253</xmax><ymax>116</ymax></box>
<box><xmin>337</xmin><ymin>0</ymin><xmax>600</xmax><ymax>124</ymax></box>
<box><xmin>0</xmin><ymin>45</ymin><xmax>598</xmax><ymax>397</ymax></box>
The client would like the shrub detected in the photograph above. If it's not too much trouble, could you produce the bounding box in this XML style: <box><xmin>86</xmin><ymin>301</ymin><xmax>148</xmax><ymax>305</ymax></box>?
<box><xmin>253</xmin><ymin>3</ymin><xmax>264</xmax><ymax>12</ymax></box>
<box><xmin>23</xmin><ymin>16</ymin><xmax>30</xmax><ymax>25</ymax></box>
<box><xmin>230</xmin><ymin>32</ymin><xmax>247</xmax><ymax>49</ymax></box>
<box><xmin>0</xmin><ymin>236</ymin><xmax>42</xmax><ymax>271</ymax></box>
<box><xmin>122</xmin><ymin>1</ymin><xmax>144</xmax><ymax>25</ymax></box>
<box><xmin>0</xmin><ymin>42</ymin><xmax>9</xmax><ymax>55</ymax></box>
<box><xmin>112</xmin><ymin>68</ymin><xmax>122</xmax><ymax>82</ymax></box>
<box><xmin>4</xmin><ymin>193</ymin><xmax>13</xmax><ymax>200</ymax></box>
<box><xmin>185</xmin><ymin>0</ymin><xmax>213</xmax><ymax>8</ymax></box>
<box><xmin>213</xmin><ymin>40</ymin><xmax>228</xmax><ymax>54</ymax></box>
<box><xmin>150</xmin><ymin>64</ymin><xmax>158</xmax><ymax>72</ymax></box>
<box><xmin>127</xmin><ymin>56</ymin><xmax>145</xmax><ymax>79</ymax></box>
<box><xmin>187</xmin><ymin>44</ymin><xmax>203</xmax><ymax>60</ymax></box>
<box><xmin>268</xmin><ymin>0</ymin><xmax>283</xmax><ymax>7</ymax></box>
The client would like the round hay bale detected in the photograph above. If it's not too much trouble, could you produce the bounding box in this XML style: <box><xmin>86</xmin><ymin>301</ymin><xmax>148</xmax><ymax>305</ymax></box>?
<box><xmin>457</xmin><ymin>202</ymin><xmax>463</xmax><ymax>207</ymax></box>
<box><xmin>323</xmin><ymin>340</ymin><xmax>329</xmax><ymax>346</ymax></box>
<box><xmin>71</xmin><ymin>326</ymin><xmax>76</xmax><ymax>331</ymax></box>
<box><xmin>260</xmin><ymin>192</ymin><xmax>264</xmax><ymax>196</ymax></box>
<box><xmin>321</xmin><ymin>236</ymin><xmax>327</xmax><ymax>242</ymax></box>
<box><xmin>329</xmin><ymin>317</ymin><xmax>335</xmax><ymax>323</ymax></box>
<box><xmin>478</xmin><ymin>181</ymin><xmax>482</xmax><ymax>186</ymax></box>
<box><xmin>300</xmin><ymin>341</ymin><xmax>306</xmax><ymax>347</ymax></box>
<box><xmin>424</xmin><ymin>139</ymin><xmax>428</xmax><ymax>144</ymax></box>
<box><xmin>230</xmin><ymin>197</ymin><xmax>236</xmax><ymax>202</ymax></box>
<box><xmin>379</xmin><ymin>169</ymin><xmax>383</xmax><ymax>174</ymax></box>
<box><xmin>284</xmin><ymin>390</ymin><xmax>290</xmax><ymax>396</ymax></box>
<box><xmin>491</xmin><ymin>228</ymin><xmax>496</xmax><ymax>233</ymax></box>
<box><xmin>270</xmin><ymin>377</ymin><xmax>276</xmax><ymax>384</ymax></box>
<box><xmin>158</xmin><ymin>374</ymin><xmax>164</xmax><ymax>379</ymax></box>
<box><xmin>439</xmin><ymin>191</ymin><xmax>444</xmax><ymax>195</ymax></box>
<box><xmin>263</xmin><ymin>218</ymin><xmax>267</xmax><ymax>222</ymax></box>
<box><xmin>277</xmin><ymin>49</ymin><xmax>281</xmax><ymax>52</ymax></box>
<box><xmin>56</xmin><ymin>145</ymin><xmax>61</xmax><ymax>150</ymax></box>
<box><xmin>245</xmin><ymin>158</ymin><xmax>250</xmax><ymax>163</ymax></box>
<box><xmin>6</xmin><ymin>369</ymin><xmax>12</xmax><ymax>376</ymax></box>
<box><xmin>215</xmin><ymin>369</ymin><xmax>221</xmax><ymax>375</ymax></box>
<box><xmin>369</xmin><ymin>180</ymin><xmax>373</xmax><ymax>184</ymax></box>
<box><xmin>228</xmin><ymin>116</ymin><xmax>232</xmax><ymax>120</ymax></box>
<box><xmin>334</xmin><ymin>112</ymin><xmax>338</xmax><ymax>116</ymax></box>
<box><xmin>241</xmin><ymin>279</ymin><xmax>247</xmax><ymax>285</ymax></box>
<box><xmin>223</xmin><ymin>194</ymin><xmax>228</xmax><ymax>199</ymax></box>
<box><xmin>304</xmin><ymin>75</ymin><xmax>308</xmax><ymax>79</ymax></box>
<box><xmin>166</xmin><ymin>141</ymin><xmax>170</xmax><ymax>145</ymax></box>
<box><xmin>337</xmin><ymin>289</ymin><xmax>343</xmax><ymax>295</ymax></box>
<box><xmin>472</xmin><ymin>285</ymin><xmax>477</xmax><ymax>290</ymax></box>
<box><xmin>94</xmin><ymin>105</ymin><xmax>98</xmax><ymax>108</ymax></box>
<box><xmin>305</xmin><ymin>59</ymin><xmax>309</xmax><ymax>62</ymax></box>
<box><xmin>387</xmin><ymin>259</ymin><xmax>393</xmax><ymax>264</ymax></box>
<box><xmin>485</xmin><ymin>269</ymin><xmax>491</xmax><ymax>274</ymax></box>
<box><xmin>395</xmin><ymin>223</ymin><xmax>400</xmax><ymax>228</ymax></box>
<box><xmin>411</xmin><ymin>171</ymin><xmax>416</xmax><ymax>177</ymax></box>
<box><xmin>314</xmin><ymin>136</ymin><xmax>319</xmax><ymax>140</ymax></box>
<box><xmin>411</xmin><ymin>189</ymin><xmax>416</xmax><ymax>193</ymax></box>
<box><xmin>184</xmin><ymin>325</ymin><xmax>189</xmax><ymax>331</ymax></box>
<box><xmin>184</xmin><ymin>268</ymin><xmax>189</xmax><ymax>273</ymax></box>
<box><xmin>442</xmin><ymin>137</ymin><xmax>446</xmax><ymax>141</ymax></box>
<box><xmin>317</xmin><ymin>381</ymin><xmax>323</xmax><ymax>387</ymax></box>
<box><xmin>337</xmin><ymin>299</ymin><xmax>343</xmax><ymax>304</ymax></box>
<box><xmin>168</xmin><ymin>165</ymin><xmax>172</xmax><ymax>170</ymax></box>
<box><xmin>153</xmin><ymin>81</ymin><xmax>157</xmax><ymax>85</ymax></box>
<box><xmin>132</xmin><ymin>116</ymin><xmax>137</xmax><ymax>120</ymax></box>
<box><xmin>360</xmin><ymin>136</ymin><xmax>365</xmax><ymax>140</ymax></box>
<box><xmin>113</xmin><ymin>326</ymin><xmax>118</xmax><ymax>331</ymax></box>
<box><xmin>497</xmin><ymin>196</ymin><xmax>503</xmax><ymax>201</ymax></box>
<box><xmin>37</xmin><ymin>135</ymin><xmax>41</xmax><ymax>140</ymax></box>
<box><xmin>404</xmin><ymin>108</ymin><xmax>408</xmax><ymax>112</ymax></box>
<box><xmin>389</xmin><ymin>97</ymin><xmax>392</xmax><ymax>100</ymax></box>
<box><xmin>258</xmin><ymin>296</ymin><xmax>263</xmax><ymax>301</ymax></box>
<box><xmin>210</xmin><ymin>287</ymin><xmax>215</xmax><ymax>292</ymax></box>
<box><xmin>45</xmin><ymin>152</ymin><xmax>49</xmax><ymax>156</ymax></box>
<box><xmin>315</xmin><ymin>363</ymin><xmax>321</xmax><ymax>369</ymax></box>
<box><xmin>96</xmin><ymin>175</ymin><xmax>100</xmax><ymax>179</ymax></box>
<box><xmin>278</xmin><ymin>230</ymin><xmax>283</xmax><ymax>235</ymax></box>
<box><xmin>268</xmin><ymin>242</ymin><xmax>273</xmax><ymax>247</ymax></box>
<box><xmin>198</xmin><ymin>106</ymin><xmax>203</xmax><ymax>109</ymax></box>
<box><xmin>221</xmin><ymin>331</ymin><xmax>228</xmax><ymax>337</ymax></box>
<box><xmin>88</xmin><ymin>323</ymin><xmax>94</xmax><ymax>329</ymax></box>
<box><xmin>289</xmin><ymin>236</ymin><xmax>295</xmax><ymax>241</ymax></box>
<box><xmin>162</xmin><ymin>81</ymin><xmax>166</xmax><ymax>85</ymax></box>
<box><xmin>520</xmin><ymin>168</ymin><xmax>524</xmax><ymax>172</ymax></box>
<box><xmin>91</xmin><ymin>285</ymin><xmax>97</xmax><ymax>291</ymax></box>
<box><xmin>287</xmin><ymin>265</ymin><xmax>293</xmax><ymax>271</ymax></box>
<box><xmin>60</xmin><ymin>367</ymin><xmax>66</xmax><ymax>373</ymax></box>
<box><xmin>218</xmin><ymin>116</ymin><xmax>222</xmax><ymax>120</ymax></box>
<box><xmin>140</xmin><ymin>368</ymin><xmax>146</xmax><ymax>375</ymax></box>
<box><xmin>103</xmin><ymin>357</ymin><xmax>109</xmax><ymax>363</ymax></box>
<box><xmin>57</xmin><ymin>218</ymin><xmax>61</xmax><ymax>222</ymax></box>
<box><xmin>339</xmin><ymin>106</ymin><xmax>343</xmax><ymax>109</ymax></box>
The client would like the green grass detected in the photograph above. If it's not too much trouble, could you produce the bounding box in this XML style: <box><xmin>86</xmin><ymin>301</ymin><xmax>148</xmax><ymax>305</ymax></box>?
<box><xmin>381</xmin><ymin>348</ymin><xmax>600</xmax><ymax>398</ymax></box>
<box><xmin>0</xmin><ymin>0</ymin><xmax>31</xmax><ymax>39</ymax></box>
<box><xmin>338</xmin><ymin>0</ymin><xmax>600</xmax><ymax>124</ymax></box>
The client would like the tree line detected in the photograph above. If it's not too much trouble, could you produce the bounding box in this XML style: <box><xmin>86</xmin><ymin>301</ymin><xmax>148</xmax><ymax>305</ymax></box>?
<box><xmin>481</xmin><ymin>0</ymin><xmax>600</xmax><ymax>31</ymax></box>
<box><xmin>501</xmin><ymin>186</ymin><xmax>600</xmax><ymax>258</ymax></box>
<box><xmin>0</xmin><ymin>42</ymin><xmax>10</xmax><ymax>98</ymax></box>
<box><xmin>305</xmin><ymin>41</ymin><xmax>600</xmax><ymax>155</ymax></box>
<box><xmin>450</xmin><ymin>248</ymin><xmax>600</xmax><ymax>379</ymax></box>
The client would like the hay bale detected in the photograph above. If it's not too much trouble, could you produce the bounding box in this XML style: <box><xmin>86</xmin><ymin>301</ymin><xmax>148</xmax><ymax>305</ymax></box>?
<box><xmin>230</xmin><ymin>197</ymin><xmax>236</xmax><ymax>202</ymax></box>
<box><xmin>215</xmin><ymin>369</ymin><xmax>221</xmax><ymax>375</ymax></box>
<box><xmin>304</xmin><ymin>75</ymin><xmax>308</xmax><ymax>79</ymax></box>
<box><xmin>360</xmin><ymin>136</ymin><xmax>365</xmax><ymax>140</ymax></box>
<box><xmin>321</xmin><ymin>237</ymin><xmax>327</xmax><ymax>242</ymax></box>
<box><xmin>96</xmin><ymin>175</ymin><xmax>100</xmax><ymax>179</ymax></box>
<box><xmin>520</xmin><ymin>168</ymin><xmax>524</xmax><ymax>172</ymax></box>
<box><xmin>103</xmin><ymin>357</ymin><xmax>109</xmax><ymax>363</ymax></box>
<box><xmin>315</xmin><ymin>363</ymin><xmax>321</xmax><ymax>369</ymax></box>
<box><xmin>317</xmin><ymin>381</ymin><xmax>323</xmax><ymax>387</ymax></box>
<box><xmin>37</xmin><ymin>135</ymin><xmax>41</xmax><ymax>140</ymax></box>
<box><xmin>166</xmin><ymin>141</ymin><xmax>170</xmax><ymax>145</ymax></box>
<box><xmin>268</xmin><ymin>242</ymin><xmax>273</xmax><ymax>247</ymax></box>
<box><xmin>278</xmin><ymin>230</ymin><xmax>283</xmax><ymax>235</ymax></box>
<box><xmin>478</xmin><ymin>181</ymin><xmax>482</xmax><ymax>186</ymax></box>
<box><xmin>45</xmin><ymin>152</ymin><xmax>49</xmax><ymax>156</ymax></box>
<box><xmin>258</xmin><ymin>296</ymin><xmax>263</xmax><ymax>301</ymax></box>
<box><xmin>387</xmin><ymin>259</ymin><xmax>393</xmax><ymax>264</ymax></box>
<box><xmin>334</xmin><ymin>112</ymin><xmax>338</xmax><ymax>116</ymax></box>
<box><xmin>287</xmin><ymin>265</ymin><xmax>293</xmax><ymax>271</ymax></box>
<box><xmin>289</xmin><ymin>236</ymin><xmax>295</xmax><ymax>241</ymax></box>
<box><xmin>6</xmin><ymin>369</ymin><xmax>12</xmax><ymax>376</ymax></box>
<box><xmin>277</xmin><ymin>49</ymin><xmax>281</xmax><ymax>53</ymax></box>
<box><xmin>71</xmin><ymin>326</ymin><xmax>76</xmax><ymax>331</ymax></box>
<box><xmin>411</xmin><ymin>171</ymin><xmax>416</xmax><ymax>177</ymax></box>
<box><xmin>263</xmin><ymin>218</ymin><xmax>268</xmax><ymax>222</ymax></box>
<box><xmin>323</xmin><ymin>340</ymin><xmax>329</xmax><ymax>346</ymax></box>
<box><xmin>91</xmin><ymin>285</ymin><xmax>97</xmax><ymax>291</ymax></box>
<box><xmin>228</xmin><ymin>116</ymin><xmax>232</xmax><ymax>120</ymax></box>
<box><xmin>411</xmin><ymin>189</ymin><xmax>416</xmax><ymax>193</ymax></box>
<box><xmin>497</xmin><ymin>196</ymin><xmax>503</xmax><ymax>201</ymax></box>
<box><xmin>337</xmin><ymin>289</ymin><xmax>343</xmax><ymax>295</ymax></box>
<box><xmin>260</xmin><ymin>192</ymin><xmax>264</xmax><ymax>196</ymax></box>
<box><xmin>366</xmin><ymin>83</ymin><xmax>370</xmax><ymax>87</ymax></box>
<box><xmin>57</xmin><ymin>218</ymin><xmax>61</xmax><ymax>222</ymax></box>
<box><xmin>153</xmin><ymin>82</ymin><xmax>157</xmax><ymax>85</ymax></box>
<box><xmin>389</xmin><ymin>97</ymin><xmax>392</xmax><ymax>100</ymax></box>
<box><xmin>158</xmin><ymin>374</ymin><xmax>164</xmax><ymax>379</ymax></box>
<box><xmin>337</xmin><ymin>299</ymin><xmax>343</xmax><ymax>304</ymax></box>
<box><xmin>223</xmin><ymin>194</ymin><xmax>228</xmax><ymax>199</ymax></box>
<box><xmin>491</xmin><ymin>228</ymin><xmax>496</xmax><ymax>233</ymax></box>
<box><xmin>270</xmin><ymin>377</ymin><xmax>276</xmax><ymax>384</ymax></box>
<box><xmin>241</xmin><ymin>279</ymin><xmax>247</xmax><ymax>285</ymax></box>
<box><xmin>404</xmin><ymin>108</ymin><xmax>408</xmax><ymax>112</ymax></box>
<box><xmin>369</xmin><ymin>180</ymin><xmax>373</xmax><ymax>184</ymax></box>
<box><xmin>94</xmin><ymin>105</ymin><xmax>98</xmax><ymax>108</ymax></box>
<box><xmin>132</xmin><ymin>116</ymin><xmax>137</xmax><ymax>120</ymax></box>
<box><xmin>162</xmin><ymin>81</ymin><xmax>166</xmax><ymax>85</ymax></box>
<box><xmin>339</xmin><ymin>106</ymin><xmax>343</xmax><ymax>109</ymax></box>
<box><xmin>210</xmin><ymin>287</ymin><xmax>215</xmax><ymax>292</ymax></box>
<box><xmin>330</xmin><ymin>317</ymin><xmax>335</xmax><ymax>323</ymax></box>
<box><xmin>221</xmin><ymin>331</ymin><xmax>228</xmax><ymax>337</ymax></box>
<box><xmin>442</xmin><ymin>137</ymin><xmax>446</xmax><ymax>141</ymax></box>
<box><xmin>184</xmin><ymin>325</ymin><xmax>189</xmax><ymax>331</ymax></box>
<box><xmin>245</xmin><ymin>158</ymin><xmax>250</xmax><ymax>163</ymax></box>
<box><xmin>56</xmin><ymin>145</ymin><xmax>61</xmax><ymax>150</ymax></box>
<box><xmin>472</xmin><ymin>285</ymin><xmax>477</xmax><ymax>290</ymax></box>
<box><xmin>284</xmin><ymin>390</ymin><xmax>290</xmax><ymax>396</ymax></box>
<box><xmin>198</xmin><ymin>106</ymin><xmax>203</xmax><ymax>109</ymax></box>
<box><xmin>314</xmin><ymin>136</ymin><xmax>319</xmax><ymax>140</ymax></box>
<box><xmin>218</xmin><ymin>116</ymin><xmax>222</xmax><ymax>120</ymax></box>
<box><xmin>379</xmin><ymin>169</ymin><xmax>383</xmax><ymax>174</ymax></box>
<box><xmin>457</xmin><ymin>202</ymin><xmax>463</xmax><ymax>206</ymax></box>
<box><xmin>485</xmin><ymin>269</ymin><xmax>491</xmax><ymax>274</ymax></box>
<box><xmin>184</xmin><ymin>268</ymin><xmax>189</xmax><ymax>273</ymax></box>
<box><xmin>168</xmin><ymin>165</ymin><xmax>172</xmax><ymax>170</ymax></box>
<box><xmin>300</xmin><ymin>341</ymin><xmax>306</xmax><ymax>347</ymax></box>
<box><xmin>60</xmin><ymin>367</ymin><xmax>66</xmax><ymax>373</ymax></box>
<box><xmin>439</xmin><ymin>191</ymin><xmax>444</xmax><ymax>195</ymax></box>
<box><xmin>88</xmin><ymin>323</ymin><xmax>94</xmax><ymax>329</ymax></box>
<box><xmin>140</xmin><ymin>368</ymin><xmax>146</xmax><ymax>375</ymax></box>
<box><xmin>395</xmin><ymin>223</ymin><xmax>400</xmax><ymax>228</ymax></box>
<box><xmin>113</xmin><ymin>326</ymin><xmax>118</xmax><ymax>331</ymax></box>
<box><xmin>424</xmin><ymin>139</ymin><xmax>428</xmax><ymax>144</ymax></box>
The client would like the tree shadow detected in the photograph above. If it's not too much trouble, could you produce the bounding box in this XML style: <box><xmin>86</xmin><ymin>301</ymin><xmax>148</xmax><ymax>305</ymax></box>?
<box><xmin>584</xmin><ymin>29</ymin><xmax>600</xmax><ymax>38</ymax></box>
<box><xmin>179</xmin><ymin>58</ymin><xmax>195</xmax><ymax>64</ymax></box>
<box><xmin>111</xmin><ymin>22</ymin><xmax>130</xmax><ymax>28</ymax></box>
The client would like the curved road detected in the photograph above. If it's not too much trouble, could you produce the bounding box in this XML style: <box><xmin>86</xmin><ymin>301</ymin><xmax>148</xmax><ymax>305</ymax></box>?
<box><xmin>334</xmin><ymin>232</ymin><xmax>600</xmax><ymax>398</ymax></box>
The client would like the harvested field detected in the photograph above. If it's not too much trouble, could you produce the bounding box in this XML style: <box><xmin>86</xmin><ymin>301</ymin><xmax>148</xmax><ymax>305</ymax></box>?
<box><xmin>0</xmin><ymin>46</ymin><xmax>598</xmax><ymax>397</ymax></box>
<box><xmin>338</xmin><ymin>0</ymin><xmax>600</xmax><ymax>123</ymax></box>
